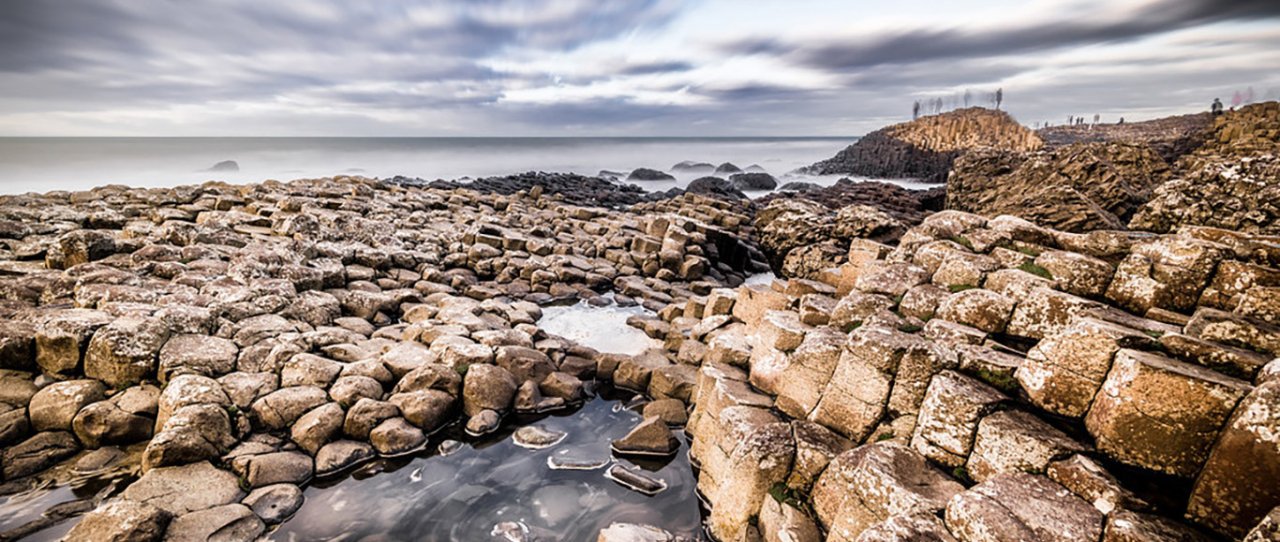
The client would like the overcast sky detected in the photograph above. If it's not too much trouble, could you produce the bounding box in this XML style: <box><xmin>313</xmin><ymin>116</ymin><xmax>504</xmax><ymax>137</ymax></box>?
<box><xmin>2</xmin><ymin>0</ymin><xmax>1278</xmax><ymax>136</ymax></box>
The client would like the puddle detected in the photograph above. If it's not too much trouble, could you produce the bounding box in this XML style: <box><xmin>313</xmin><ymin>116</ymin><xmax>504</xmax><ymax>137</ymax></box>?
<box><xmin>0</xmin><ymin>449</ymin><xmax>140</xmax><ymax>541</ymax></box>
<box><xmin>269</xmin><ymin>388</ymin><xmax>704</xmax><ymax>541</ymax></box>
<box><xmin>537</xmin><ymin>298</ymin><xmax>660</xmax><ymax>356</ymax></box>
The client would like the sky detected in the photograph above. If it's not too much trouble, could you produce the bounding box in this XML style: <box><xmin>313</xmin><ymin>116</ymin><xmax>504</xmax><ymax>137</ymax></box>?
<box><xmin>1</xmin><ymin>0</ymin><xmax>1279</xmax><ymax>137</ymax></box>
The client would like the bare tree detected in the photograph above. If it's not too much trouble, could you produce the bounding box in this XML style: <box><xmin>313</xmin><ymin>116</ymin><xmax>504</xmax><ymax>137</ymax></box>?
<box><xmin>964</xmin><ymin>89</ymin><xmax>972</xmax><ymax>108</ymax></box>
<box><xmin>995</xmin><ymin>88</ymin><xmax>1003</xmax><ymax>110</ymax></box>
<box><xmin>913</xmin><ymin>100</ymin><xmax>921</xmax><ymax>120</ymax></box>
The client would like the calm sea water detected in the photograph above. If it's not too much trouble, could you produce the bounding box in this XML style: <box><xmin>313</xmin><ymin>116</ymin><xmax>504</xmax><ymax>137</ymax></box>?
<box><xmin>0</xmin><ymin>137</ymin><xmax>870</xmax><ymax>195</ymax></box>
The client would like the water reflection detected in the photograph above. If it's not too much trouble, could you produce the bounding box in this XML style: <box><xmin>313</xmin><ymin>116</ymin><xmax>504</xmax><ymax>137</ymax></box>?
<box><xmin>0</xmin><ymin>447</ymin><xmax>140</xmax><ymax>541</ymax></box>
<box><xmin>537</xmin><ymin>299</ymin><xmax>659</xmax><ymax>356</ymax></box>
<box><xmin>269</xmin><ymin>388</ymin><xmax>704</xmax><ymax>542</ymax></box>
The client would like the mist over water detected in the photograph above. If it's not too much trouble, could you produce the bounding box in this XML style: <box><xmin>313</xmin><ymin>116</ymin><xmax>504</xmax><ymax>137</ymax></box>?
<box><xmin>0</xmin><ymin>137</ymin><xmax>937</xmax><ymax>195</ymax></box>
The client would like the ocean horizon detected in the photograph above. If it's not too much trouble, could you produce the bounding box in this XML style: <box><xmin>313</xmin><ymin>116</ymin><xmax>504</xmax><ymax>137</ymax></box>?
<box><xmin>0</xmin><ymin>136</ymin><xmax>923</xmax><ymax>196</ymax></box>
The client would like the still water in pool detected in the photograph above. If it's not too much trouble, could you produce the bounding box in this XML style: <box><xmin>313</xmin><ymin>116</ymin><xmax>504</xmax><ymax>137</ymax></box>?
<box><xmin>268</xmin><ymin>387</ymin><xmax>704</xmax><ymax>541</ymax></box>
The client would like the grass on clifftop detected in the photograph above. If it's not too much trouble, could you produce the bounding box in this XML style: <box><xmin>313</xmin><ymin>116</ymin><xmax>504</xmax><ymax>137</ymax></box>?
<box><xmin>1019</xmin><ymin>261</ymin><xmax>1054</xmax><ymax>280</ymax></box>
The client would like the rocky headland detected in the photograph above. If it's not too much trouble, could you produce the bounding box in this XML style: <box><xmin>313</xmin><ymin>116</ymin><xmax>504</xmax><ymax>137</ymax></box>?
<box><xmin>1</xmin><ymin>103</ymin><xmax>1278</xmax><ymax>542</ymax></box>
<box><xmin>803</xmin><ymin>108</ymin><xmax>1043</xmax><ymax>182</ymax></box>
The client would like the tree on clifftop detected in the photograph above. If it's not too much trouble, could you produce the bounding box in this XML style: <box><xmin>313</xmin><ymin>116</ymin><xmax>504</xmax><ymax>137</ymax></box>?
<box><xmin>995</xmin><ymin>88</ymin><xmax>1003</xmax><ymax>110</ymax></box>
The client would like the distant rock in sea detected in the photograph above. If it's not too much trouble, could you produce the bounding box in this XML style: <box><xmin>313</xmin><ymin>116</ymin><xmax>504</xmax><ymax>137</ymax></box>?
<box><xmin>206</xmin><ymin>160</ymin><xmax>239</xmax><ymax>172</ymax></box>
<box><xmin>627</xmin><ymin>168</ymin><xmax>676</xmax><ymax>181</ymax></box>
<box><xmin>714</xmin><ymin>162</ymin><xmax>742</xmax><ymax>174</ymax></box>
<box><xmin>686</xmin><ymin>176</ymin><xmax>746</xmax><ymax>200</ymax></box>
<box><xmin>671</xmin><ymin>161</ymin><xmax>715</xmax><ymax>173</ymax></box>
<box><xmin>778</xmin><ymin>181</ymin><xmax>821</xmax><ymax>192</ymax></box>
<box><xmin>728</xmin><ymin>172</ymin><xmax>777</xmax><ymax>191</ymax></box>
<box><xmin>744</xmin><ymin>164</ymin><xmax>767</xmax><ymax>172</ymax></box>
<box><xmin>598</xmin><ymin>170</ymin><xmax>625</xmax><ymax>180</ymax></box>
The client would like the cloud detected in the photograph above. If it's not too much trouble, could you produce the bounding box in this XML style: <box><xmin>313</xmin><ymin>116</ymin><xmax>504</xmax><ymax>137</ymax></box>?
<box><xmin>727</xmin><ymin>0</ymin><xmax>1280</xmax><ymax>71</ymax></box>
<box><xmin>0</xmin><ymin>0</ymin><xmax>1278</xmax><ymax>136</ymax></box>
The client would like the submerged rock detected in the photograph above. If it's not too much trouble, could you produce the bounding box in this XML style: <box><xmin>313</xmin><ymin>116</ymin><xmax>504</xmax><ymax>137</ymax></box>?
<box><xmin>206</xmin><ymin>160</ymin><xmax>240</xmax><ymax>172</ymax></box>
<box><xmin>513</xmin><ymin>425</ymin><xmax>567</xmax><ymax>449</ymax></box>
<box><xmin>605</xmin><ymin>464</ymin><xmax>669</xmax><ymax>496</ymax></box>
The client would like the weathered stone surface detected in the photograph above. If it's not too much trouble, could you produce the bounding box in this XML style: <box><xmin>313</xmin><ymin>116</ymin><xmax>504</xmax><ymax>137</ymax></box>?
<box><xmin>1007</xmin><ymin>287</ymin><xmax>1102</xmax><ymax>339</ymax></box>
<box><xmin>773</xmin><ymin>327</ymin><xmax>844</xmax><ymax>420</ymax></box>
<box><xmin>2</xmin><ymin>430</ymin><xmax>79</xmax><ymax>479</ymax></box>
<box><xmin>462</xmin><ymin>363</ymin><xmax>517</xmax><ymax>416</ymax></box>
<box><xmin>65</xmin><ymin>499</ymin><xmax>170</xmax><ymax>542</ymax></box>
<box><xmin>158</xmin><ymin>334</ymin><xmax>238</xmax><ymax>383</ymax></box>
<box><xmin>812</xmin><ymin>326</ymin><xmax>931</xmax><ymax>441</ymax></box>
<box><xmin>787</xmin><ymin>420</ymin><xmax>850</xmax><ymax>492</ymax></box>
<box><xmin>35</xmin><ymin>309</ymin><xmax>111</xmax><ymax>376</ymax></box>
<box><xmin>143</xmin><ymin>403</ymin><xmax>236</xmax><ymax>471</ymax></box>
<box><xmin>29</xmin><ymin>379</ymin><xmax>106</xmax><ymax>431</ymax></box>
<box><xmin>1035</xmin><ymin>249</ymin><xmax>1114</xmax><ymax>298</ymax></box>
<box><xmin>707</xmin><ymin>422</ymin><xmax>795</xmax><ymax>542</ymax></box>
<box><xmin>1187</xmin><ymin>379</ymin><xmax>1280</xmax><ymax>537</ymax></box>
<box><xmin>1106</xmin><ymin>236</ymin><xmax>1230</xmax><ymax>314</ymax></box>
<box><xmin>596</xmin><ymin>522</ymin><xmax>693</xmax><ymax>542</ymax></box>
<box><xmin>290</xmin><ymin>402</ymin><xmax>344</xmax><ymax>455</ymax></box>
<box><xmin>389</xmin><ymin>389</ymin><xmax>453</xmax><ymax>431</ymax></box>
<box><xmin>122</xmin><ymin>461</ymin><xmax>244</xmax><ymax>516</ymax></box>
<box><xmin>854</xmin><ymin>511</ymin><xmax>958</xmax><ymax>542</ymax></box>
<box><xmin>935</xmin><ymin>289</ymin><xmax>1016</xmax><ymax>334</ymax></box>
<box><xmin>910</xmin><ymin>370</ymin><xmax>1007</xmax><ymax>467</ymax></box>
<box><xmin>1084</xmin><ymin>349</ymin><xmax>1252</xmax><ymax>477</ymax></box>
<box><xmin>758</xmin><ymin>497</ymin><xmax>823</xmax><ymax>542</ymax></box>
<box><xmin>1017</xmin><ymin>317</ymin><xmax>1155</xmax><ymax>417</ymax></box>
<box><xmin>242</xmin><ymin>483</ymin><xmax>304</xmax><ymax>525</ymax></box>
<box><xmin>1103</xmin><ymin>509</ymin><xmax>1213</xmax><ymax>542</ymax></box>
<box><xmin>85</xmin><ymin>316</ymin><xmax>170</xmax><ymax>387</ymax></box>
<box><xmin>369</xmin><ymin>416</ymin><xmax>425</xmax><ymax>455</ymax></box>
<box><xmin>813</xmin><ymin>443</ymin><xmax>963</xmax><ymax>541</ymax></box>
<box><xmin>315</xmin><ymin>440</ymin><xmax>374</xmax><ymax>476</ymax></box>
<box><xmin>945</xmin><ymin>473</ymin><xmax>1104</xmax><ymax>542</ymax></box>
<box><xmin>163</xmin><ymin>503</ymin><xmax>264</xmax><ymax>542</ymax></box>
<box><xmin>1046</xmin><ymin>454</ymin><xmax>1149</xmax><ymax>515</ymax></box>
<box><xmin>250</xmin><ymin>386</ymin><xmax>329</xmax><ymax>431</ymax></box>
<box><xmin>967</xmin><ymin>409</ymin><xmax>1089</xmax><ymax>483</ymax></box>
<box><xmin>243</xmin><ymin>450</ymin><xmax>312</xmax><ymax>487</ymax></box>
<box><xmin>73</xmin><ymin>388</ymin><xmax>157</xmax><ymax>448</ymax></box>
<box><xmin>612</xmin><ymin>416</ymin><xmax>679</xmax><ymax>457</ymax></box>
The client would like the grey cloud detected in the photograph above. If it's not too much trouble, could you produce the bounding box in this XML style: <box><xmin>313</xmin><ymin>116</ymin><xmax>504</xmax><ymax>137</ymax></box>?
<box><xmin>618</xmin><ymin>60</ymin><xmax>695</xmax><ymax>75</ymax></box>
<box><xmin>729</xmin><ymin>0</ymin><xmax>1280</xmax><ymax>70</ymax></box>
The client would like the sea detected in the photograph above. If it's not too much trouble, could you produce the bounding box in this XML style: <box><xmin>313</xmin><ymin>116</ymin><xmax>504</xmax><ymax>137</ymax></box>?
<box><xmin>0</xmin><ymin>137</ymin><xmax>934</xmax><ymax>195</ymax></box>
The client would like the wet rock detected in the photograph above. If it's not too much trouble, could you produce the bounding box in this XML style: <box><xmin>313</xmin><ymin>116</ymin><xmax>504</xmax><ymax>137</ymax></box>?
<box><xmin>513</xmin><ymin>425</ymin><xmax>567</xmax><ymax>449</ymax></box>
<box><xmin>370</xmin><ymin>416</ymin><xmax>425</xmax><ymax>455</ymax></box>
<box><xmin>315</xmin><ymin>440</ymin><xmax>374</xmax><ymax>476</ymax></box>
<box><xmin>122</xmin><ymin>461</ymin><xmax>245</xmax><ymax>515</ymax></box>
<box><xmin>611</xmin><ymin>416</ymin><xmax>679</xmax><ymax>457</ymax></box>
<box><xmin>462</xmin><ymin>363</ymin><xmax>518</xmax><ymax>416</ymax></box>
<box><xmin>686</xmin><ymin>177</ymin><xmax>746</xmax><ymax>200</ymax></box>
<box><xmin>945</xmin><ymin>473</ymin><xmax>1104</xmax><ymax>542</ymax></box>
<box><xmin>1084</xmin><ymin>349</ymin><xmax>1252</xmax><ymax>477</ymax></box>
<box><xmin>28</xmin><ymin>379</ymin><xmax>106</xmax><ymax>431</ymax></box>
<box><xmin>495</xmin><ymin>345</ymin><xmax>556</xmax><ymax>383</ymax></box>
<box><xmin>539</xmin><ymin>372</ymin><xmax>585</xmax><ymax>402</ymax></box>
<box><xmin>465</xmin><ymin>408</ymin><xmax>502</xmax><ymax>436</ymax></box>
<box><xmin>85</xmin><ymin>316</ymin><xmax>170</xmax><ymax>387</ymax></box>
<box><xmin>605</xmin><ymin>464</ymin><xmax>668</xmax><ymax>496</ymax></box>
<box><xmin>2</xmin><ymin>430</ymin><xmax>79</xmax><ymax>479</ymax></box>
<box><xmin>328</xmin><ymin>375</ymin><xmax>384</xmax><ymax>407</ymax></box>
<box><xmin>242</xmin><ymin>483</ymin><xmax>303</xmax><ymax>525</ymax></box>
<box><xmin>65</xmin><ymin>499</ymin><xmax>170</xmax><ymax>542</ymax></box>
<box><xmin>596</xmin><ymin>522</ymin><xmax>690</xmax><ymax>542</ymax></box>
<box><xmin>163</xmin><ymin>503</ymin><xmax>264</xmax><ymax>542</ymax></box>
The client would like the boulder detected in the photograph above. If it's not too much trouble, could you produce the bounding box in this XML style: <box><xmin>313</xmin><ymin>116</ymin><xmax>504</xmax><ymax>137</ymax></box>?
<box><xmin>1187</xmin><ymin>379</ymin><xmax>1280</xmax><ymax>537</ymax></box>
<box><xmin>85</xmin><ymin>316</ymin><xmax>171</xmax><ymax>387</ymax></box>
<box><xmin>910</xmin><ymin>371</ymin><xmax>1007</xmax><ymax>467</ymax></box>
<box><xmin>162</xmin><ymin>503</ymin><xmax>264</xmax><ymax>542</ymax></box>
<box><xmin>462</xmin><ymin>363</ymin><xmax>518</xmax><ymax>416</ymax></box>
<box><xmin>28</xmin><ymin>379</ymin><xmax>106</xmax><ymax>431</ymax></box>
<box><xmin>611</xmin><ymin>416</ymin><xmax>679</xmax><ymax>457</ymax></box>
<box><xmin>1084</xmin><ymin>349</ymin><xmax>1252</xmax><ymax>477</ymax></box>
<box><xmin>812</xmin><ymin>442</ymin><xmax>963</xmax><ymax>541</ymax></box>
<box><xmin>121</xmin><ymin>461</ymin><xmax>244</xmax><ymax>516</ymax></box>
<box><xmin>2</xmin><ymin>431</ymin><xmax>79</xmax><ymax>479</ymax></box>
<box><xmin>158</xmin><ymin>334</ymin><xmax>238</xmax><ymax>383</ymax></box>
<box><xmin>369</xmin><ymin>417</ymin><xmax>425</xmax><ymax>455</ymax></box>
<box><xmin>65</xmin><ymin>499</ymin><xmax>170</xmax><ymax>542</ymax></box>
<box><xmin>945</xmin><ymin>473</ymin><xmax>1104</xmax><ymax>542</ymax></box>
<box><xmin>966</xmin><ymin>410</ymin><xmax>1089</xmax><ymax>483</ymax></box>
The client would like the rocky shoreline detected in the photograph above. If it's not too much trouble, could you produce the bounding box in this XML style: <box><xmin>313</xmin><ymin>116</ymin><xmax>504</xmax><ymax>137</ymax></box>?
<box><xmin>1</xmin><ymin>102</ymin><xmax>1278</xmax><ymax>542</ymax></box>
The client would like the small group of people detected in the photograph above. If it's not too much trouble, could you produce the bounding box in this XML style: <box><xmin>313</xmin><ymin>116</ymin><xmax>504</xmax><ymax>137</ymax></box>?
<box><xmin>1212</xmin><ymin>98</ymin><xmax>1225</xmax><ymax>116</ymax></box>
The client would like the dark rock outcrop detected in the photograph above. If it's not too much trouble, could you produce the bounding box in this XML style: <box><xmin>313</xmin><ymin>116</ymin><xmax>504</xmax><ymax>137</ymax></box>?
<box><xmin>686</xmin><ymin>177</ymin><xmax>747</xmax><ymax>200</ymax></box>
<box><xmin>805</xmin><ymin>108</ymin><xmax>1042</xmax><ymax>182</ymax></box>
<box><xmin>672</xmin><ymin>161</ymin><xmax>715</xmax><ymax>173</ymax></box>
<box><xmin>946</xmin><ymin>142</ymin><xmax>1170</xmax><ymax>232</ymax></box>
<box><xmin>728</xmin><ymin>172</ymin><xmax>777</xmax><ymax>191</ymax></box>
<box><xmin>412</xmin><ymin>171</ymin><xmax>659</xmax><ymax>208</ymax></box>
<box><xmin>627</xmin><ymin>168</ymin><xmax>676</xmax><ymax>181</ymax></box>
<box><xmin>206</xmin><ymin>160</ymin><xmax>239</xmax><ymax>172</ymax></box>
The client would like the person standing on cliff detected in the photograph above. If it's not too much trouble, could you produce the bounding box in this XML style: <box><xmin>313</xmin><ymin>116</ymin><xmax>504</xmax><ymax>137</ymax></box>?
<box><xmin>1212</xmin><ymin>98</ymin><xmax>1224</xmax><ymax>116</ymax></box>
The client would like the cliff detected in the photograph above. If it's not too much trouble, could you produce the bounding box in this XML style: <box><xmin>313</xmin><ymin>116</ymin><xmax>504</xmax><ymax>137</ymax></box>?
<box><xmin>804</xmin><ymin>107</ymin><xmax>1043</xmax><ymax>182</ymax></box>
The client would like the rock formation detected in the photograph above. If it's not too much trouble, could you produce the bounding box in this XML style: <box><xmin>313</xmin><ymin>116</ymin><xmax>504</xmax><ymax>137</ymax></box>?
<box><xmin>1038</xmin><ymin>111</ymin><xmax>1213</xmax><ymax>163</ymax></box>
<box><xmin>946</xmin><ymin>142</ymin><xmax>1171</xmax><ymax>232</ymax></box>
<box><xmin>804</xmin><ymin>108</ymin><xmax>1043</xmax><ymax>182</ymax></box>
